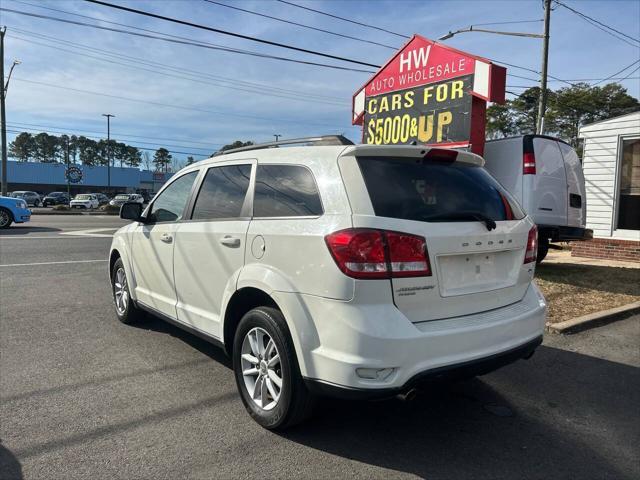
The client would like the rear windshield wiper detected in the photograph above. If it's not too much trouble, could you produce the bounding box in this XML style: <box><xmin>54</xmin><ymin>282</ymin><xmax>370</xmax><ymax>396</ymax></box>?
<box><xmin>421</xmin><ymin>211</ymin><xmax>497</xmax><ymax>231</ymax></box>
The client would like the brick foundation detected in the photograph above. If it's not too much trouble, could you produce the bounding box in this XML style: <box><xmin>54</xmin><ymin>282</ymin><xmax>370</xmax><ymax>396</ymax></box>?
<box><xmin>571</xmin><ymin>237</ymin><xmax>640</xmax><ymax>263</ymax></box>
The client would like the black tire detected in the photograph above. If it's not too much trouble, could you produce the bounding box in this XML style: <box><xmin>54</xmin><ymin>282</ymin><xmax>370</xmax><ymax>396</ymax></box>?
<box><xmin>0</xmin><ymin>208</ymin><xmax>13</xmax><ymax>229</ymax></box>
<box><xmin>233</xmin><ymin>307</ymin><xmax>315</xmax><ymax>430</ymax></box>
<box><xmin>111</xmin><ymin>258</ymin><xmax>144</xmax><ymax>324</ymax></box>
<box><xmin>536</xmin><ymin>236</ymin><xmax>549</xmax><ymax>264</ymax></box>
<box><xmin>34</xmin><ymin>200</ymin><xmax>41</xmax><ymax>207</ymax></box>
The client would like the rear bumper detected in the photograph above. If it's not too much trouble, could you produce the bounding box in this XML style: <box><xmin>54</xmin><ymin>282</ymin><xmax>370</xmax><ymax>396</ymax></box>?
<box><xmin>275</xmin><ymin>282</ymin><xmax>547</xmax><ymax>394</ymax></box>
<box><xmin>304</xmin><ymin>335</ymin><xmax>542</xmax><ymax>399</ymax></box>
<box><xmin>541</xmin><ymin>225</ymin><xmax>593</xmax><ymax>241</ymax></box>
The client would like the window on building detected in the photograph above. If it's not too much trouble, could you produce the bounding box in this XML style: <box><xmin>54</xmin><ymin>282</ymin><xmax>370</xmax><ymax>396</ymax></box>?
<box><xmin>191</xmin><ymin>165</ymin><xmax>252</xmax><ymax>220</ymax></box>
<box><xmin>253</xmin><ymin>165</ymin><xmax>323</xmax><ymax>217</ymax></box>
<box><xmin>617</xmin><ymin>138</ymin><xmax>640</xmax><ymax>231</ymax></box>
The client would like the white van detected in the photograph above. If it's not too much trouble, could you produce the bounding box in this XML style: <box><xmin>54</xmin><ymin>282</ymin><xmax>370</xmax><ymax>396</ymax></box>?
<box><xmin>484</xmin><ymin>135</ymin><xmax>592</xmax><ymax>261</ymax></box>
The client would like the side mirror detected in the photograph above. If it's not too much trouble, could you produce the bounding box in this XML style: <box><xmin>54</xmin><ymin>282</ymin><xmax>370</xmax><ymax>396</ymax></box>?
<box><xmin>120</xmin><ymin>202</ymin><xmax>144</xmax><ymax>222</ymax></box>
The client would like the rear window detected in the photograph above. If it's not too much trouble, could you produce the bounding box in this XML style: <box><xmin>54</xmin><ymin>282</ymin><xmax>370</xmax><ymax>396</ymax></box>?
<box><xmin>357</xmin><ymin>157</ymin><xmax>524</xmax><ymax>222</ymax></box>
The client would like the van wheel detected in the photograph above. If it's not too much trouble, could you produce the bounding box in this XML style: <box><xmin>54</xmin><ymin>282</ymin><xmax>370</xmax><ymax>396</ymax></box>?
<box><xmin>111</xmin><ymin>258</ymin><xmax>144</xmax><ymax>324</ymax></box>
<box><xmin>537</xmin><ymin>237</ymin><xmax>549</xmax><ymax>264</ymax></box>
<box><xmin>0</xmin><ymin>208</ymin><xmax>13</xmax><ymax>228</ymax></box>
<box><xmin>233</xmin><ymin>307</ymin><xmax>315</xmax><ymax>430</ymax></box>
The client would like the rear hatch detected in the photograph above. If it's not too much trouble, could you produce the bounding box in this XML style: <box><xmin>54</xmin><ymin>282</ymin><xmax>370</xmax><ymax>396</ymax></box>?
<box><xmin>346</xmin><ymin>151</ymin><xmax>535</xmax><ymax>322</ymax></box>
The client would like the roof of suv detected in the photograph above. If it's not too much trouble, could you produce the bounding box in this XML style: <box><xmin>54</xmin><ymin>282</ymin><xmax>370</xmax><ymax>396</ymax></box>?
<box><xmin>190</xmin><ymin>144</ymin><xmax>485</xmax><ymax>170</ymax></box>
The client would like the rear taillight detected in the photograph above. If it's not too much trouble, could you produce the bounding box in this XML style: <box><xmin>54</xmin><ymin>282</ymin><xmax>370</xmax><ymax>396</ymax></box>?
<box><xmin>524</xmin><ymin>226</ymin><xmax>538</xmax><ymax>264</ymax></box>
<box><xmin>325</xmin><ymin>228</ymin><xmax>431</xmax><ymax>279</ymax></box>
<box><xmin>523</xmin><ymin>152</ymin><xmax>536</xmax><ymax>175</ymax></box>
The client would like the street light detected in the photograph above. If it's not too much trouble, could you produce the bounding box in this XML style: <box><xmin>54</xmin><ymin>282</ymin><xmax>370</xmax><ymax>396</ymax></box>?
<box><xmin>102</xmin><ymin>114</ymin><xmax>115</xmax><ymax>194</ymax></box>
<box><xmin>438</xmin><ymin>27</ymin><xmax>543</xmax><ymax>41</ymax></box>
<box><xmin>274</xmin><ymin>134</ymin><xmax>282</xmax><ymax>142</ymax></box>
<box><xmin>438</xmin><ymin>0</ymin><xmax>551</xmax><ymax>134</ymax></box>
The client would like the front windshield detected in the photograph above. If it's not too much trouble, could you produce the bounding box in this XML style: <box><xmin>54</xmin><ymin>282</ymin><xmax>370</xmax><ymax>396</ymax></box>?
<box><xmin>13</xmin><ymin>192</ymin><xmax>26</xmax><ymax>198</ymax></box>
<box><xmin>49</xmin><ymin>192</ymin><xmax>63</xmax><ymax>197</ymax></box>
<box><xmin>75</xmin><ymin>194</ymin><xmax>91</xmax><ymax>200</ymax></box>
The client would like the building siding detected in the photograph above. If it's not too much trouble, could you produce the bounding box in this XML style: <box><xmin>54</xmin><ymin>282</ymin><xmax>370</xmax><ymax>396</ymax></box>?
<box><xmin>579</xmin><ymin>112</ymin><xmax>640</xmax><ymax>239</ymax></box>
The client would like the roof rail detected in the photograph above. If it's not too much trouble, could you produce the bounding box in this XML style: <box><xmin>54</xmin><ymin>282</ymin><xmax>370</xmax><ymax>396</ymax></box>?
<box><xmin>213</xmin><ymin>135</ymin><xmax>354</xmax><ymax>156</ymax></box>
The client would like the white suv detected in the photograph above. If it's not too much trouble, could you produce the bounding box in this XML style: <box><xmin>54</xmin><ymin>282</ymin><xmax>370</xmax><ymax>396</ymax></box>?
<box><xmin>109</xmin><ymin>137</ymin><xmax>547</xmax><ymax>429</ymax></box>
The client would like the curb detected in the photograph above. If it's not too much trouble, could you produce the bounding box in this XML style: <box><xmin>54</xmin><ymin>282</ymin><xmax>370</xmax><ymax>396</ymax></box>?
<box><xmin>546</xmin><ymin>301</ymin><xmax>640</xmax><ymax>333</ymax></box>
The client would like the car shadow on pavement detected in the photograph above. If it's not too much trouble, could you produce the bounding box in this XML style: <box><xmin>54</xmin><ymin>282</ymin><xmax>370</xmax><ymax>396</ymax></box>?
<box><xmin>0</xmin><ymin>441</ymin><xmax>23</xmax><ymax>480</ymax></box>
<box><xmin>131</xmin><ymin>313</ymin><xmax>232</xmax><ymax>369</ymax></box>
<box><xmin>280</xmin><ymin>344</ymin><xmax>640</xmax><ymax>479</ymax></box>
<box><xmin>0</xmin><ymin>226</ymin><xmax>62</xmax><ymax>235</ymax></box>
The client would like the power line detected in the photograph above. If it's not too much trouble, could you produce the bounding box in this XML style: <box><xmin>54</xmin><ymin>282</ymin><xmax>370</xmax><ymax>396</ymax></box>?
<box><xmin>8</xmin><ymin>26</ymin><xmax>345</xmax><ymax>102</ymax></box>
<box><xmin>554</xmin><ymin>0</ymin><xmax>640</xmax><ymax>47</ymax></box>
<box><xmin>6</xmin><ymin>129</ymin><xmax>210</xmax><ymax>157</ymax></box>
<box><xmin>8</xmin><ymin>33</ymin><xmax>347</xmax><ymax>106</ymax></box>
<box><xmin>9</xmin><ymin>77</ymin><xmax>359</xmax><ymax>131</ymax></box>
<box><xmin>7</xmin><ymin>124</ymin><xmax>216</xmax><ymax>151</ymax></box>
<box><xmin>0</xmin><ymin>7</ymin><xmax>375</xmax><ymax>74</ymax></box>
<box><xmin>592</xmin><ymin>59</ymin><xmax>640</xmax><ymax>86</ymax></box>
<box><xmin>83</xmin><ymin>0</ymin><xmax>381</xmax><ymax>68</ymax></box>
<box><xmin>202</xmin><ymin>0</ymin><xmax>398</xmax><ymax>50</ymax></box>
<box><xmin>7</xmin><ymin>121</ymin><xmax>222</xmax><ymax>147</ymax></box>
<box><xmin>276</xmin><ymin>0</ymin><xmax>409</xmax><ymax>39</ymax></box>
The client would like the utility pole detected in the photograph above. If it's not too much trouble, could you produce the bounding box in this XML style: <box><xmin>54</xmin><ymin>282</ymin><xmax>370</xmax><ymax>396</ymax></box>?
<box><xmin>65</xmin><ymin>136</ymin><xmax>70</xmax><ymax>200</ymax></box>
<box><xmin>102</xmin><ymin>113</ymin><xmax>114</xmax><ymax>194</ymax></box>
<box><xmin>536</xmin><ymin>0</ymin><xmax>552</xmax><ymax>134</ymax></box>
<box><xmin>273</xmin><ymin>134</ymin><xmax>282</xmax><ymax>142</ymax></box>
<box><xmin>1</xmin><ymin>27</ymin><xmax>7</xmax><ymax>196</ymax></box>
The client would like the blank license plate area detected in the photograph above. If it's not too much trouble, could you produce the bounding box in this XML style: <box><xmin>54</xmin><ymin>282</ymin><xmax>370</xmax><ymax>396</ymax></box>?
<box><xmin>437</xmin><ymin>250</ymin><xmax>520</xmax><ymax>297</ymax></box>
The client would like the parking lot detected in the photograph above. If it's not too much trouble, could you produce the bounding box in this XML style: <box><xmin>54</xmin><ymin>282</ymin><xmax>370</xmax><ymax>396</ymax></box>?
<box><xmin>1</xmin><ymin>215</ymin><xmax>639</xmax><ymax>480</ymax></box>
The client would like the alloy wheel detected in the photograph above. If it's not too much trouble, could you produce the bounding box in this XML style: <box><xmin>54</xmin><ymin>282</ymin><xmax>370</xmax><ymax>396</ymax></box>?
<box><xmin>240</xmin><ymin>327</ymin><xmax>283</xmax><ymax>410</ymax></box>
<box><xmin>113</xmin><ymin>267</ymin><xmax>129</xmax><ymax>315</ymax></box>
<box><xmin>0</xmin><ymin>210</ymin><xmax>9</xmax><ymax>227</ymax></box>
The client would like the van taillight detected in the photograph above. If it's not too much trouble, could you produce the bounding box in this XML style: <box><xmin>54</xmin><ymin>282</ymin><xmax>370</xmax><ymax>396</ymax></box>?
<box><xmin>325</xmin><ymin>228</ymin><xmax>431</xmax><ymax>279</ymax></box>
<box><xmin>523</xmin><ymin>151</ymin><xmax>536</xmax><ymax>175</ymax></box>
<box><xmin>524</xmin><ymin>226</ymin><xmax>538</xmax><ymax>264</ymax></box>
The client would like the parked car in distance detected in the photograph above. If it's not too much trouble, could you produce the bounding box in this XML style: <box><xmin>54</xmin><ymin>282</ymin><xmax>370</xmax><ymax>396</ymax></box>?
<box><xmin>70</xmin><ymin>194</ymin><xmax>99</xmax><ymax>209</ymax></box>
<box><xmin>483</xmin><ymin>135</ymin><xmax>592</xmax><ymax>262</ymax></box>
<box><xmin>109</xmin><ymin>137</ymin><xmax>547</xmax><ymax>430</ymax></box>
<box><xmin>0</xmin><ymin>195</ymin><xmax>31</xmax><ymax>228</ymax></box>
<box><xmin>42</xmin><ymin>191</ymin><xmax>70</xmax><ymax>207</ymax></box>
<box><xmin>109</xmin><ymin>194</ymin><xmax>144</xmax><ymax>207</ymax></box>
<box><xmin>11</xmin><ymin>191</ymin><xmax>41</xmax><ymax>207</ymax></box>
<box><xmin>91</xmin><ymin>193</ymin><xmax>110</xmax><ymax>206</ymax></box>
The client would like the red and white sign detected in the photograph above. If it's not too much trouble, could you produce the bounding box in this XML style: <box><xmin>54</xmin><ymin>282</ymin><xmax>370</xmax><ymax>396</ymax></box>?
<box><xmin>352</xmin><ymin>34</ymin><xmax>506</xmax><ymax>154</ymax></box>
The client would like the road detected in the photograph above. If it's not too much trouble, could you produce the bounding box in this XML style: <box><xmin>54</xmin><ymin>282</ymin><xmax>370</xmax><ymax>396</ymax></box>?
<box><xmin>1</xmin><ymin>215</ymin><xmax>639</xmax><ymax>479</ymax></box>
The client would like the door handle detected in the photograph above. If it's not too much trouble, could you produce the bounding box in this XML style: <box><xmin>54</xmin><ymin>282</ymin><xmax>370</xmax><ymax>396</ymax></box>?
<box><xmin>160</xmin><ymin>233</ymin><xmax>173</xmax><ymax>243</ymax></box>
<box><xmin>220</xmin><ymin>236</ymin><xmax>241</xmax><ymax>248</ymax></box>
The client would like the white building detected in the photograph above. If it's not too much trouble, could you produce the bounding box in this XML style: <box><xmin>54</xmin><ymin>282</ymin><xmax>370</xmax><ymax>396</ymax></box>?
<box><xmin>575</xmin><ymin>111</ymin><xmax>639</xmax><ymax>261</ymax></box>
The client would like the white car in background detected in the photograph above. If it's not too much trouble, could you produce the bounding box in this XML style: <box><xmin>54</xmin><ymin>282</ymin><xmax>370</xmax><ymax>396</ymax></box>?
<box><xmin>109</xmin><ymin>194</ymin><xmax>144</xmax><ymax>207</ymax></box>
<box><xmin>70</xmin><ymin>194</ymin><xmax>99</xmax><ymax>209</ymax></box>
<box><xmin>109</xmin><ymin>136</ymin><xmax>547</xmax><ymax>430</ymax></box>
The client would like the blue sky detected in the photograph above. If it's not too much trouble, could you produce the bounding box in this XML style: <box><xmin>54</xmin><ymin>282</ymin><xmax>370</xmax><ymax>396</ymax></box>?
<box><xmin>2</xmin><ymin>0</ymin><xmax>639</xmax><ymax>165</ymax></box>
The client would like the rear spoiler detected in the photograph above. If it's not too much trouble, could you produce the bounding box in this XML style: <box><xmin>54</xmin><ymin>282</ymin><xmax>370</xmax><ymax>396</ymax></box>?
<box><xmin>339</xmin><ymin>144</ymin><xmax>484</xmax><ymax>167</ymax></box>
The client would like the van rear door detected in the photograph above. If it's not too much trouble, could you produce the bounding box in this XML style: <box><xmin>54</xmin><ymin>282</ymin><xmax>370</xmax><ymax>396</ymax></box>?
<box><xmin>558</xmin><ymin>142</ymin><xmax>587</xmax><ymax>228</ymax></box>
<box><xmin>527</xmin><ymin>138</ymin><xmax>568</xmax><ymax>227</ymax></box>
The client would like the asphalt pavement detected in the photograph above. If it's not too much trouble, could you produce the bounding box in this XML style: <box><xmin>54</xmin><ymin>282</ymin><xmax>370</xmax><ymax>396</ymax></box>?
<box><xmin>1</xmin><ymin>215</ymin><xmax>639</xmax><ymax>479</ymax></box>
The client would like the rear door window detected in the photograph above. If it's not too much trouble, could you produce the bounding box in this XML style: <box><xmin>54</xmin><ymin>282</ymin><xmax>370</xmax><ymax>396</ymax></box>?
<box><xmin>253</xmin><ymin>165</ymin><xmax>323</xmax><ymax>217</ymax></box>
<box><xmin>357</xmin><ymin>156</ymin><xmax>524</xmax><ymax>222</ymax></box>
<box><xmin>191</xmin><ymin>164</ymin><xmax>252</xmax><ymax>220</ymax></box>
